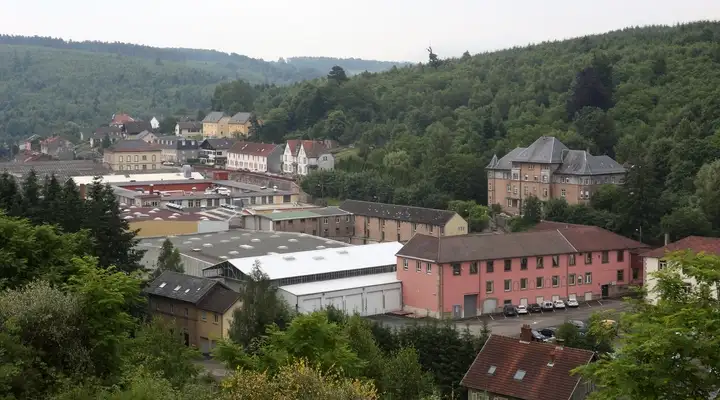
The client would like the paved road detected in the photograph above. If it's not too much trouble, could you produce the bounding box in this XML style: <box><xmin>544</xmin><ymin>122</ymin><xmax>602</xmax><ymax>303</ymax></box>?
<box><xmin>368</xmin><ymin>299</ymin><xmax>628</xmax><ymax>336</ymax></box>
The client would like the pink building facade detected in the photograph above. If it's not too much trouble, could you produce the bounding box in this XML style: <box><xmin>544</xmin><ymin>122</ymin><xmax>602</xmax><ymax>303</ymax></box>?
<box><xmin>396</xmin><ymin>227</ymin><xmax>647</xmax><ymax>318</ymax></box>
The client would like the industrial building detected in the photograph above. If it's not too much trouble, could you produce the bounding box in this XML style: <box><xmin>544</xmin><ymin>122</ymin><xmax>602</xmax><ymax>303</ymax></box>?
<box><xmin>203</xmin><ymin>242</ymin><xmax>403</xmax><ymax>316</ymax></box>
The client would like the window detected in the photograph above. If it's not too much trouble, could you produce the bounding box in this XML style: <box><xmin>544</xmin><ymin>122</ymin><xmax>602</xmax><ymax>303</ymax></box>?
<box><xmin>569</xmin><ymin>273</ymin><xmax>576</xmax><ymax>285</ymax></box>
<box><xmin>142</xmin><ymin>155</ymin><xmax>147</xmax><ymax>161</ymax></box>
<box><xmin>152</xmin><ymin>155</ymin><xmax>156</xmax><ymax>161</ymax></box>
<box><xmin>201</xmin><ymin>311</ymin><xmax>207</xmax><ymax>321</ymax></box>
<box><xmin>486</xmin><ymin>281</ymin><xmax>494</xmax><ymax>293</ymax></box>
<box><xmin>486</xmin><ymin>260</ymin><xmax>494</xmax><ymax>273</ymax></box>
<box><xmin>452</xmin><ymin>264</ymin><xmax>461</xmax><ymax>276</ymax></box>
<box><xmin>336</xmin><ymin>217</ymin><xmax>340</xmax><ymax>223</ymax></box>
<box><xmin>585</xmin><ymin>272</ymin><xmax>592</xmax><ymax>284</ymax></box>
<box><xmin>552</xmin><ymin>255</ymin><xmax>559</xmax><ymax>267</ymax></box>
<box><xmin>601</xmin><ymin>251</ymin><xmax>609</xmax><ymax>264</ymax></box>
<box><xmin>184</xmin><ymin>308</ymin><xmax>189</xmax><ymax>317</ymax></box>
<box><xmin>426</xmin><ymin>263</ymin><xmax>432</xmax><ymax>274</ymax></box>
<box><xmin>504</xmin><ymin>279</ymin><xmax>512</xmax><ymax>292</ymax></box>
<box><xmin>569</xmin><ymin>254</ymin><xmax>576</xmax><ymax>266</ymax></box>
<box><xmin>561</xmin><ymin>189</ymin><xmax>566</xmax><ymax>197</ymax></box>
<box><xmin>412</xmin><ymin>223</ymin><xmax>417</xmax><ymax>231</ymax></box>
<box><xmin>536</xmin><ymin>257</ymin><xmax>544</xmax><ymax>269</ymax></box>
<box><xmin>170</xmin><ymin>304</ymin><xmax>174</xmax><ymax>314</ymax></box>
<box><xmin>506</xmin><ymin>184</ymin><xmax>511</xmax><ymax>193</ymax></box>
<box><xmin>134</xmin><ymin>155</ymin><xmax>139</xmax><ymax>162</ymax></box>
<box><xmin>577</xmin><ymin>275</ymin><xmax>583</xmax><ymax>285</ymax></box>
<box><xmin>536</xmin><ymin>277</ymin><xmax>543</xmax><ymax>288</ymax></box>
<box><xmin>397</xmin><ymin>220</ymin><xmax>401</xmax><ymax>228</ymax></box>
<box><xmin>520</xmin><ymin>278</ymin><xmax>528</xmax><ymax>290</ymax></box>
<box><xmin>617</xmin><ymin>270</ymin><xmax>625</xmax><ymax>282</ymax></box>
<box><xmin>542</xmin><ymin>175</ymin><xmax>548</xmax><ymax>183</ymax></box>
<box><xmin>504</xmin><ymin>259</ymin><xmax>512</xmax><ymax>272</ymax></box>
<box><xmin>507</xmin><ymin>199</ymin><xmax>512</xmax><ymax>207</ymax></box>
<box><xmin>552</xmin><ymin>276</ymin><xmax>559</xmax><ymax>287</ymax></box>
<box><xmin>513</xmin><ymin>186</ymin><xmax>518</xmax><ymax>195</ymax></box>
<box><xmin>617</xmin><ymin>250</ymin><xmax>625</xmax><ymax>262</ymax></box>
<box><xmin>524</xmin><ymin>174</ymin><xmax>528</xmax><ymax>181</ymax></box>
<box><xmin>632</xmin><ymin>268</ymin><xmax>639</xmax><ymax>280</ymax></box>
<box><xmin>659</xmin><ymin>260</ymin><xmax>667</xmax><ymax>270</ymax></box>
<box><xmin>324</xmin><ymin>218</ymin><xmax>328</xmax><ymax>224</ymax></box>
<box><xmin>214</xmin><ymin>313</ymin><xmax>219</xmax><ymax>323</ymax></box>
<box><xmin>520</xmin><ymin>257</ymin><xmax>528</xmax><ymax>270</ymax></box>
<box><xmin>470</xmin><ymin>262</ymin><xmax>478</xmax><ymax>274</ymax></box>
<box><xmin>402</xmin><ymin>259</ymin><xmax>408</xmax><ymax>271</ymax></box>
<box><xmin>543</xmin><ymin>188</ymin><xmax>548</xmax><ymax>197</ymax></box>
<box><xmin>416</xmin><ymin>261</ymin><xmax>421</xmax><ymax>272</ymax></box>
<box><xmin>585</xmin><ymin>252</ymin><xmax>593</xmax><ymax>265</ymax></box>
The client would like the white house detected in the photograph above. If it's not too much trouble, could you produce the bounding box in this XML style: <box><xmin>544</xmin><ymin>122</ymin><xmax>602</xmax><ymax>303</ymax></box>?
<box><xmin>282</xmin><ymin>139</ymin><xmax>337</xmax><ymax>176</ymax></box>
<box><xmin>227</xmin><ymin>141</ymin><xmax>284</xmax><ymax>173</ymax></box>
<box><xmin>643</xmin><ymin>236</ymin><xmax>720</xmax><ymax>304</ymax></box>
<box><xmin>150</xmin><ymin>117</ymin><xmax>160</xmax><ymax>130</ymax></box>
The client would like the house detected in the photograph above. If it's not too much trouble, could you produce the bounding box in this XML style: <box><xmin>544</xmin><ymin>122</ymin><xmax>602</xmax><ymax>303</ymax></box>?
<box><xmin>122</xmin><ymin>121</ymin><xmax>154</xmax><ymax>137</ymax></box>
<box><xmin>175</xmin><ymin>121</ymin><xmax>203</xmax><ymax>137</ymax></box>
<box><xmin>150</xmin><ymin>116</ymin><xmax>160</xmax><ymax>130</ymax></box>
<box><xmin>227</xmin><ymin>141</ymin><xmax>284</xmax><ymax>173</ymax></box>
<box><xmin>144</xmin><ymin>271</ymin><xmax>241</xmax><ymax>354</ymax></box>
<box><xmin>110</xmin><ymin>113</ymin><xmax>134</xmax><ymax>127</ymax></box>
<box><xmin>642</xmin><ymin>236</ymin><xmax>720</xmax><ymax>304</ymax></box>
<box><xmin>339</xmin><ymin>199</ymin><xmax>468</xmax><ymax>244</ymax></box>
<box><xmin>227</xmin><ymin>112</ymin><xmax>254</xmax><ymax>137</ymax></box>
<box><xmin>487</xmin><ymin>136</ymin><xmax>626</xmax><ymax>215</ymax></box>
<box><xmin>90</xmin><ymin>126</ymin><xmax>123</xmax><ymax>147</ymax></box>
<box><xmin>395</xmin><ymin>226</ymin><xmax>647</xmax><ymax>318</ymax></box>
<box><xmin>40</xmin><ymin>136</ymin><xmax>73</xmax><ymax>159</ymax></box>
<box><xmin>282</xmin><ymin>140</ymin><xmax>337</xmax><ymax>175</ymax></box>
<box><xmin>102</xmin><ymin>140</ymin><xmax>162</xmax><ymax>171</ymax></box>
<box><xmin>242</xmin><ymin>206</ymin><xmax>354</xmax><ymax>240</ymax></box>
<box><xmin>461</xmin><ymin>331</ymin><xmax>595</xmax><ymax>400</ymax></box>
<box><xmin>199</xmin><ymin>138</ymin><xmax>236</xmax><ymax>166</ymax></box>
<box><xmin>202</xmin><ymin>112</ymin><xmax>231</xmax><ymax>138</ymax></box>
<box><xmin>151</xmin><ymin>136</ymin><xmax>200</xmax><ymax>164</ymax></box>
<box><xmin>23</xmin><ymin>134</ymin><xmax>42</xmax><ymax>152</ymax></box>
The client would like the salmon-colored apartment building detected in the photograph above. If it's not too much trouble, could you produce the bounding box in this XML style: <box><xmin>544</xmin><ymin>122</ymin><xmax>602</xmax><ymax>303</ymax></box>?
<box><xmin>487</xmin><ymin>136</ymin><xmax>626</xmax><ymax>215</ymax></box>
<box><xmin>339</xmin><ymin>200</ymin><xmax>468</xmax><ymax>244</ymax></box>
<box><xmin>395</xmin><ymin>225</ymin><xmax>647</xmax><ymax>318</ymax></box>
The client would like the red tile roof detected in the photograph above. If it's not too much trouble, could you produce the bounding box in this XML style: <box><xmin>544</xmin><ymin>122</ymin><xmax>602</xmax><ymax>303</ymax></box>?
<box><xmin>641</xmin><ymin>236</ymin><xmax>720</xmax><ymax>258</ymax></box>
<box><xmin>461</xmin><ymin>335</ymin><xmax>594</xmax><ymax>400</ymax></box>
<box><xmin>229</xmin><ymin>141</ymin><xmax>279</xmax><ymax>157</ymax></box>
<box><xmin>527</xmin><ymin>220</ymin><xmax>594</xmax><ymax>232</ymax></box>
<box><xmin>111</xmin><ymin>113</ymin><xmax>135</xmax><ymax>125</ymax></box>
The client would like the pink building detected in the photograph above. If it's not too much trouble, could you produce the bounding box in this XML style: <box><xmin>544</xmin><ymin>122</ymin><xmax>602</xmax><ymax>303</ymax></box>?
<box><xmin>396</xmin><ymin>226</ymin><xmax>647</xmax><ymax>318</ymax></box>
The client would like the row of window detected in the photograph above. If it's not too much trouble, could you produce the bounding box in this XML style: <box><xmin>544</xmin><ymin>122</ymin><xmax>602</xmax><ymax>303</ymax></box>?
<box><xmin>118</xmin><ymin>154</ymin><xmax>157</xmax><ymax>162</ymax></box>
<box><xmin>444</xmin><ymin>251</ymin><xmax>625</xmax><ymax>276</ymax></box>
<box><xmin>157</xmin><ymin>302</ymin><xmax>220</xmax><ymax>323</ymax></box>
<box><xmin>118</xmin><ymin>164</ymin><xmax>157</xmax><ymax>171</ymax></box>
<box><xmin>486</xmin><ymin>273</ymin><xmax>594</xmax><ymax>294</ymax></box>
<box><xmin>378</xmin><ymin>219</ymin><xmax>444</xmax><ymax>235</ymax></box>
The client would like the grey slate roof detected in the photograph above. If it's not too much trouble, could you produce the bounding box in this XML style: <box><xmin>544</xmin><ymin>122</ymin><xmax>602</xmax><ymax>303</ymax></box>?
<box><xmin>486</xmin><ymin>148</ymin><xmax>524</xmax><ymax>169</ymax></box>
<box><xmin>107</xmin><ymin>139</ymin><xmax>161</xmax><ymax>152</ymax></box>
<box><xmin>555</xmin><ymin>151</ymin><xmax>625</xmax><ymax>175</ymax></box>
<box><xmin>310</xmin><ymin>206</ymin><xmax>352</xmax><ymax>217</ymax></box>
<box><xmin>202</xmin><ymin>111</ymin><xmax>226</xmax><ymax>123</ymax></box>
<box><xmin>340</xmin><ymin>199</ymin><xmax>457</xmax><ymax>226</ymax></box>
<box><xmin>123</xmin><ymin>121</ymin><xmax>153</xmax><ymax>135</ymax></box>
<box><xmin>153</xmin><ymin>136</ymin><xmax>200</xmax><ymax>150</ymax></box>
<box><xmin>201</xmin><ymin>138</ymin><xmax>236</xmax><ymax>150</ymax></box>
<box><xmin>229</xmin><ymin>112</ymin><xmax>251</xmax><ymax>124</ymax></box>
<box><xmin>514</xmin><ymin>136</ymin><xmax>568</xmax><ymax>163</ymax></box>
<box><xmin>144</xmin><ymin>271</ymin><xmax>240</xmax><ymax>313</ymax></box>
<box><xmin>177</xmin><ymin>121</ymin><xmax>202</xmax><ymax>131</ymax></box>
<box><xmin>136</xmin><ymin>130</ymin><xmax>154</xmax><ymax>140</ymax></box>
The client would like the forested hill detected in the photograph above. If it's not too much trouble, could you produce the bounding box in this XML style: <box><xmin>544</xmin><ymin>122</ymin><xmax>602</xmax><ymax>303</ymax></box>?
<box><xmin>0</xmin><ymin>35</ymin><xmax>404</xmax><ymax>139</ymax></box>
<box><xmin>216</xmin><ymin>21</ymin><xmax>720</xmax><ymax>245</ymax></box>
<box><xmin>282</xmin><ymin>57</ymin><xmax>411</xmax><ymax>75</ymax></box>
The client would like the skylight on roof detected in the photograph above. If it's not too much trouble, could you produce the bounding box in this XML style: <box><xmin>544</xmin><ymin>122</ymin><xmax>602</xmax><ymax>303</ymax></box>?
<box><xmin>487</xmin><ymin>365</ymin><xmax>496</xmax><ymax>375</ymax></box>
<box><xmin>159</xmin><ymin>282</ymin><xmax>166</xmax><ymax>288</ymax></box>
<box><xmin>513</xmin><ymin>370</ymin><xmax>526</xmax><ymax>381</ymax></box>
<box><xmin>173</xmin><ymin>285</ymin><xmax>181</xmax><ymax>291</ymax></box>
<box><xmin>184</xmin><ymin>288</ymin><xmax>190</xmax><ymax>293</ymax></box>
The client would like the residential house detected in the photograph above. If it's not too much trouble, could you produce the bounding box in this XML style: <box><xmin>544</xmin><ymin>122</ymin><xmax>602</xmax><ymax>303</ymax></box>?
<box><xmin>110</xmin><ymin>113</ymin><xmax>134</xmax><ymax>127</ymax></box>
<box><xmin>103</xmin><ymin>140</ymin><xmax>162</xmax><ymax>171</ymax></box>
<box><xmin>122</xmin><ymin>121</ymin><xmax>154</xmax><ymax>137</ymax></box>
<box><xmin>150</xmin><ymin>116</ymin><xmax>160</xmax><ymax>130</ymax></box>
<box><xmin>340</xmin><ymin>199</ymin><xmax>468</xmax><ymax>244</ymax></box>
<box><xmin>227</xmin><ymin>141</ymin><xmax>284</xmax><ymax>173</ymax></box>
<box><xmin>40</xmin><ymin>136</ymin><xmax>73</xmax><ymax>159</ymax></box>
<box><xmin>282</xmin><ymin>140</ymin><xmax>337</xmax><ymax>175</ymax></box>
<box><xmin>144</xmin><ymin>271</ymin><xmax>241</xmax><ymax>354</ymax></box>
<box><xmin>23</xmin><ymin>134</ymin><xmax>42</xmax><ymax>152</ymax></box>
<box><xmin>227</xmin><ymin>112</ymin><xmax>254</xmax><ymax>137</ymax></box>
<box><xmin>151</xmin><ymin>136</ymin><xmax>200</xmax><ymax>164</ymax></box>
<box><xmin>199</xmin><ymin>138</ymin><xmax>236</xmax><ymax>166</ymax></box>
<box><xmin>461</xmin><ymin>331</ymin><xmax>595</xmax><ymax>400</ymax></box>
<box><xmin>242</xmin><ymin>207</ymin><xmax>354</xmax><ymax>240</ymax></box>
<box><xmin>395</xmin><ymin>226</ymin><xmax>647</xmax><ymax>318</ymax></box>
<box><xmin>90</xmin><ymin>126</ymin><xmax>123</xmax><ymax>147</ymax></box>
<box><xmin>642</xmin><ymin>236</ymin><xmax>720</xmax><ymax>304</ymax></box>
<box><xmin>175</xmin><ymin>121</ymin><xmax>203</xmax><ymax>137</ymax></box>
<box><xmin>486</xmin><ymin>136</ymin><xmax>626</xmax><ymax>215</ymax></box>
<box><xmin>202</xmin><ymin>112</ymin><xmax>231</xmax><ymax>138</ymax></box>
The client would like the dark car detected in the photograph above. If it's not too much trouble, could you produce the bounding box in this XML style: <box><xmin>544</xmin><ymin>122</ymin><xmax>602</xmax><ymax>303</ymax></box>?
<box><xmin>539</xmin><ymin>328</ymin><xmax>556</xmax><ymax>338</ymax></box>
<box><xmin>528</xmin><ymin>303</ymin><xmax>542</xmax><ymax>313</ymax></box>
<box><xmin>531</xmin><ymin>330</ymin><xmax>550</xmax><ymax>342</ymax></box>
<box><xmin>503</xmin><ymin>304</ymin><xmax>517</xmax><ymax>317</ymax></box>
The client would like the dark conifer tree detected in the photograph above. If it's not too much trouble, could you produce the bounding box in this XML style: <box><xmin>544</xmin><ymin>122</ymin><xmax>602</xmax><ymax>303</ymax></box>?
<box><xmin>40</xmin><ymin>174</ymin><xmax>63</xmax><ymax>225</ymax></box>
<box><xmin>21</xmin><ymin>169</ymin><xmax>41</xmax><ymax>223</ymax></box>
<box><xmin>0</xmin><ymin>171</ymin><xmax>22</xmax><ymax>217</ymax></box>
<box><xmin>59</xmin><ymin>178</ymin><xmax>86</xmax><ymax>232</ymax></box>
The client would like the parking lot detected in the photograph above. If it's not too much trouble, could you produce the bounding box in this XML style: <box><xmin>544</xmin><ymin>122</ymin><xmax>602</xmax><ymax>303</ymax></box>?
<box><xmin>367</xmin><ymin>299</ymin><xmax>628</xmax><ymax>337</ymax></box>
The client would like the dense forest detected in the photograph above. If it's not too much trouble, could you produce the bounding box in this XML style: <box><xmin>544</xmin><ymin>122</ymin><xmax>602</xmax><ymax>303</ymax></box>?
<box><xmin>282</xmin><ymin>56</ymin><xmax>411</xmax><ymax>75</ymax></box>
<box><xmin>210</xmin><ymin>21</ymin><xmax>720</xmax><ymax>245</ymax></box>
<box><xmin>0</xmin><ymin>35</ymin><xmax>404</xmax><ymax>139</ymax></box>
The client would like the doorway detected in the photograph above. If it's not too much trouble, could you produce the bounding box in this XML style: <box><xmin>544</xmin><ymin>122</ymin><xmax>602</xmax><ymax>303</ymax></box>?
<box><xmin>463</xmin><ymin>294</ymin><xmax>478</xmax><ymax>318</ymax></box>
<box><xmin>601</xmin><ymin>285</ymin><xmax>609</xmax><ymax>298</ymax></box>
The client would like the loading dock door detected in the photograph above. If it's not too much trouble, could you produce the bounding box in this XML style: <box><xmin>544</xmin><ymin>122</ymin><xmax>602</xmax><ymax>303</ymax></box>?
<box><xmin>326</xmin><ymin>296</ymin><xmax>343</xmax><ymax>311</ymax></box>
<box><xmin>301</xmin><ymin>297</ymin><xmax>322</xmax><ymax>313</ymax></box>
<box><xmin>482</xmin><ymin>298</ymin><xmax>497</xmax><ymax>314</ymax></box>
<box><xmin>384</xmin><ymin>288</ymin><xmax>401</xmax><ymax>312</ymax></box>
<box><xmin>520</xmin><ymin>298</ymin><xmax>528</xmax><ymax>306</ymax></box>
<box><xmin>463</xmin><ymin>294</ymin><xmax>478</xmax><ymax>318</ymax></box>
<box><xmin>199</xmin><ymin>337</ymin><xmax>210</xmax><ymax>355</ymax></box>
<box><xmin>345</xmin><ymin>294</ymin><xmax>363</xmax><ymax>315</ymax></box>
<box><xmin>535</xmin><ymin>296</ymin><xmax>544</xmax><ymax>304</ymax></box>
<box><xmin>552</xmin><ymin>295</ymin><xmax>560</xmax><ymax>301</ymax></box>
<box><xmin>584</xmin><ymin>292</ymin><xmax>593</xmax><ymax>301</ymax></box>
<box><xmin>568</xmin><ymin>294</ymin><xmax>577</xmax><ymax>301</ymax></box>
<box><xmin>365</xmin><ymin>291</ymin><xmax>384</xmax><ymax>316</ymax></box>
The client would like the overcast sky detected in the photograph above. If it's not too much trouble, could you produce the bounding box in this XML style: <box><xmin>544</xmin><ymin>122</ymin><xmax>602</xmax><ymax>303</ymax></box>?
<box><xmin>1</xmin><ymin>0</ymin><xmax>719</xmax><ymax>62</ymax></box>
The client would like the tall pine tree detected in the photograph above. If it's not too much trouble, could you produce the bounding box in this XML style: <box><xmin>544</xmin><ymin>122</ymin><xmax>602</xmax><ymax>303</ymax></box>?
<box><xmin>21</xmin><ymin>170</ymin><xmax>41</xmax><ymax>223</ymax></box>
<box><xmin>59</xmin><ymin>178</ymin><xmax>86</xmax><ymax>233</ymax></box>
<box><xmin>152</xmin><ymin>239</ymin><xmax>184</xmax><ymax>278</ymax></box>
<box><xmin>40</xmin><ymin>174</ymin><xmax>63</xmax><ymax>225</ymax></box>
<box><xmin>0</xmin><ymin>171</ymin><xmax>22</xmax><ymax>217</ymax></box>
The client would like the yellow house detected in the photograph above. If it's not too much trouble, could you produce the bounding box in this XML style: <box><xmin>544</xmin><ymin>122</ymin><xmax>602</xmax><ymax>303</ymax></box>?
<box><xmin>103</xmin><ymin>140</ymin><xmax>162</xmax><ymax>171</ymax></box>
<box><xmin>202</xmin><ymin>112</ymin><xmax>232</xmax><ymax>138</ymax></box>
<box><xmin>228</xmin><ymin>112</ymin><xmax>253</xmax><ymax>137</ymax></box>
<box><xmin>145</xmin><ymin>271</ymin><xmax>242</xmax><ymax>354</ymax></box>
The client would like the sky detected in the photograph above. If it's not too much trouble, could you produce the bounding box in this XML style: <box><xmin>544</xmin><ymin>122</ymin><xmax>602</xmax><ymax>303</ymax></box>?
<box><xmin>1</xmin><ymin>0</ymin><xmax>720</xmax><ymax>62</ymax></box>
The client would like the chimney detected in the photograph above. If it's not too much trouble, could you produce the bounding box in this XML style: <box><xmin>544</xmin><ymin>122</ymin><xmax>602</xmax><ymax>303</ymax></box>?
<box><xmin>664</xmin><ymin>233</ymin><xmax>670</xmax><ymax>246</ymax></box>
<box><xmin>149</xmin><ymin>183</ymin><xmax>154</xmax><ymax>195</ymax></box>
<box><xmin>520</xmin><ymin>324</ymin><xmax>532</xmax><ymax>342</ymax></box>
<box><xmin>548</xmin><ymin>350</ymin><xmax>556</xmax><ymax>366</ymax></box>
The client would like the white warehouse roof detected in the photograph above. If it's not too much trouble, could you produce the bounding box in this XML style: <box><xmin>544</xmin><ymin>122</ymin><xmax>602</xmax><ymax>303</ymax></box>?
<box><xmin>226</xmin><ymin>241</ymin><xmax>403</xmax><ymax>281</ymax></box>
<box><xmin>280</xmin><ymin>272</ymin><xmax>400</xmax><ymax>296</ymax></box>
<box><xmin>70</xmin><ymin>172</ymin><xmax>205</xmax><ymax>186</ymax></box>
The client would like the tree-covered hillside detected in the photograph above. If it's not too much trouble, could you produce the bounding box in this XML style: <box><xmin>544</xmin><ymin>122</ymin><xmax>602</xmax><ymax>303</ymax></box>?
<box><xmin>283</xmin><ymin>56</ymin><xmax>411</xmax><ymax>75</ymax></box>
<box><xmin>217</xmin><ymin>21</ymin><xmax>720</xmax><ymax>245</ymax></box>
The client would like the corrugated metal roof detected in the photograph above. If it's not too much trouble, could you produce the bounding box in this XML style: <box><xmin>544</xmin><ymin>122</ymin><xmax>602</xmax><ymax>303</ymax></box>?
<box><xmin>280</xmin><ymin>272</ymin><xmax>399</xmax><ymax>296</ymax></box>
<box><xmin>70</xmin><ymin>172</ymin><xmax>205</xmax><ymax>186</ymax></box>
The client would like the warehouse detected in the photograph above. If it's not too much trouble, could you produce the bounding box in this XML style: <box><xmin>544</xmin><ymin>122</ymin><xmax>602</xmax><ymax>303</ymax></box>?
<box><xmin>205</xmin><ymin>242</ymin><xmax>403</xmax><ymax>316</ymax></box>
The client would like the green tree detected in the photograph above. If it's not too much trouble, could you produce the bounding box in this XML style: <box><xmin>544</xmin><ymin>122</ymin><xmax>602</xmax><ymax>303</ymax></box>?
<box><xmin>21</xmin><ymin>169</ymin><xmax>41</xmax><ymax>223</ymax></box>
<box><xmin>447</xmin><ymin>200</ymin><xmax>489</xmax><ymax>232</ymax></box>
<box><xmin>59</xmin><ymin>177</ymin><xmax>86</xmax><ymax>232</ymax></box>
<box><xmin>695</xmin><ymin>159</ymin><xmax>720</xmax><ymax>228</ymax></box>
<box><xmin>158</xmin><ymin>116</ymin><xmax>178</xmax><ymax>134</ymax></box>
<box><xmin>40</xmin><ymin>174</ymin><xmax>63</xmax><ymax>225</ymax></box>
<box><xmin>0</xmin><ymin>171</ymin><xmax>23</xmax><ymax>217</ymax></box>
<box><xmin>660</xmin><ymin>206</ymin><xmax>712</xmax><ymax>242</ymax></box>
<box><xmin>152</xmin><ymin>239</ymin><xmax>184</xmax><ymax>278</ymax></box>
<box><xmin>522</xmin><ymin>195</ymin><xmax>542</xmax><ymax>224</ymax></box>
<box><xmin>380</xmin><ymin>347</ymin><xmax>436</xmax><ymax>400</ymax></box>
<box><xmin>327</xmin><ymin>65</ymin><xmax>349</xmax><ymax>84</ymax></box>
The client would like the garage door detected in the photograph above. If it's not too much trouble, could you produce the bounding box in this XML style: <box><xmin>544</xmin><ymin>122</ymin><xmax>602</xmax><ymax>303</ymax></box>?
<box><xmin>199</xmin><ymin>337</ymin><xmax>210</xmax><ymax>355</ymax></box>
<box><xmin>464</xmin><ymin>294</ymin><xmax>478</xmax><ymax>318</ymax></box>
<box><xmin>552</xmin><ymin>295</ymin><xmax>560</xmax><ymax>301</ymax></box>
<box><xmin>519</xmin><ymin>298</ymin><xmax>528</xmax><ymax>306</ymax></box>
<box><xmin>301</xmin><ymin>297</ymin><xmax>322</xmax><ymax>313</ymax></box>
<box><xmin>482</xmin><ymin>298</ymin><xmax>497</xmax><ymax>314</ymax></box>
<box><xmin>384</xmin><ymin>288</ymin><xmax>401</xmax><ymax>312</ymax></box>
<box><xmin>535</xmin><ymin>296</ymin><xmax>544</xmax><ymax>304</ymax></box>
<box><xmin>365</xmin><ymin>291</ymin><xmax>384</xmax><ymax>316</ymax></box>
<box><xmin>345</xmin><ymin>294</ymin><xmax>363</xmax><ymax>315</ymax></box>
<box><xmin>584</xmin><ymin>292</ymin><xmax>593</xmax><ymax>301</ymax></box>
<box><xmin>326</xmin><ymin>296</ymin><xmax>343</xmax><ymax>311</ymax></box>
<box><xmin>568</xmin><ymin>294</ymin><xmax>577</xmax><ymax>301</ymax></box>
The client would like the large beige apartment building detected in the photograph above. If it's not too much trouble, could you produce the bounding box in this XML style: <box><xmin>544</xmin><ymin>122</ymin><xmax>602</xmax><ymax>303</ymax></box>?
<box><xmin>339</xmin><ymin>200</ymin><xmax>468</xmax><ymax>244</ymax></box>
<box><xmin>486</xmin><ymin>136</ymin><xmax>626</xmax><ymax>215</ymax></box>
<box><xmin>103</xmin><ymin>140</ymin><xmax>163</xmax><ymax>171</ymax></box>
<box><xmin>202</xmin><ymin>111</ymin><xmax>257</xmax><ymax>138</ymax></box>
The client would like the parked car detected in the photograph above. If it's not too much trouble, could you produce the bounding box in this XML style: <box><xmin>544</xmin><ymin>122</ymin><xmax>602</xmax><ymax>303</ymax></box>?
<box><xmin>531</xmin><ymin>330</ymin><xmax>550</xmax><ymax>342</ymax></box>
<box><xmin>541</xmin><ymin>301</ymin><xmax>555</xmax><ymax>311</ymax></box>
<box><xmin>528</xmin><ymin>303</ymin><xmax>542</xmax><ymax>313</ymax></box>
<box><xmin>553</xmin><ymin>300</ymin><xmax>566</xmax><ymax>309</ymax></box>
<box><xmin>516</xmin><ymin>304</ymin><xmax>528</xmax><ymax>315</ymax></box>
<box><xmin>568</xmin><ymin>320</ymin><xmax>586</xmax><ymax>330</ymax></box>
<box><xmin>539</xmin><ymin>328</ymin><xmax>556</xmax><ymax>338</ymax></box>
<box><xmin>503</xmin><ymin>304</ymin><xmax>517</xmax><ymax>317</ymax></box>
<box><xmin>566</xmin><ymin>298</ymin><xmax>579</xmax><ymax>308</ymax></box>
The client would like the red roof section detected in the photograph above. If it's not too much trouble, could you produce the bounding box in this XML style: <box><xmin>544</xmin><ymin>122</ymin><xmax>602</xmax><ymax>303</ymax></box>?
<box><xmin>528</xmin><ymin>220</ymin><xmax>594</xmax><ymax>232</ymax></box>
<box><xmin>641</xmin><ymin>236</ymin><xmax>720</xmax><ymax>258</ymax></box>
<box><xmin>558</xmin><ymin>226</ymin><xmax>648</xmax><ymax>253</ymax></box>
<box><xmin>229</xmin><ymin>141</ymin><xmax>279</xmax><ymax>157</ymax></box>
<box><xmin>461</xmin><ymin>335</ymin><xmax>594</xmax><ymax>400</ymax></box>
<box><xmin>111</xmin><ymin>113</ymin><xmax>135</xmax><ymax>125</ymax></box>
